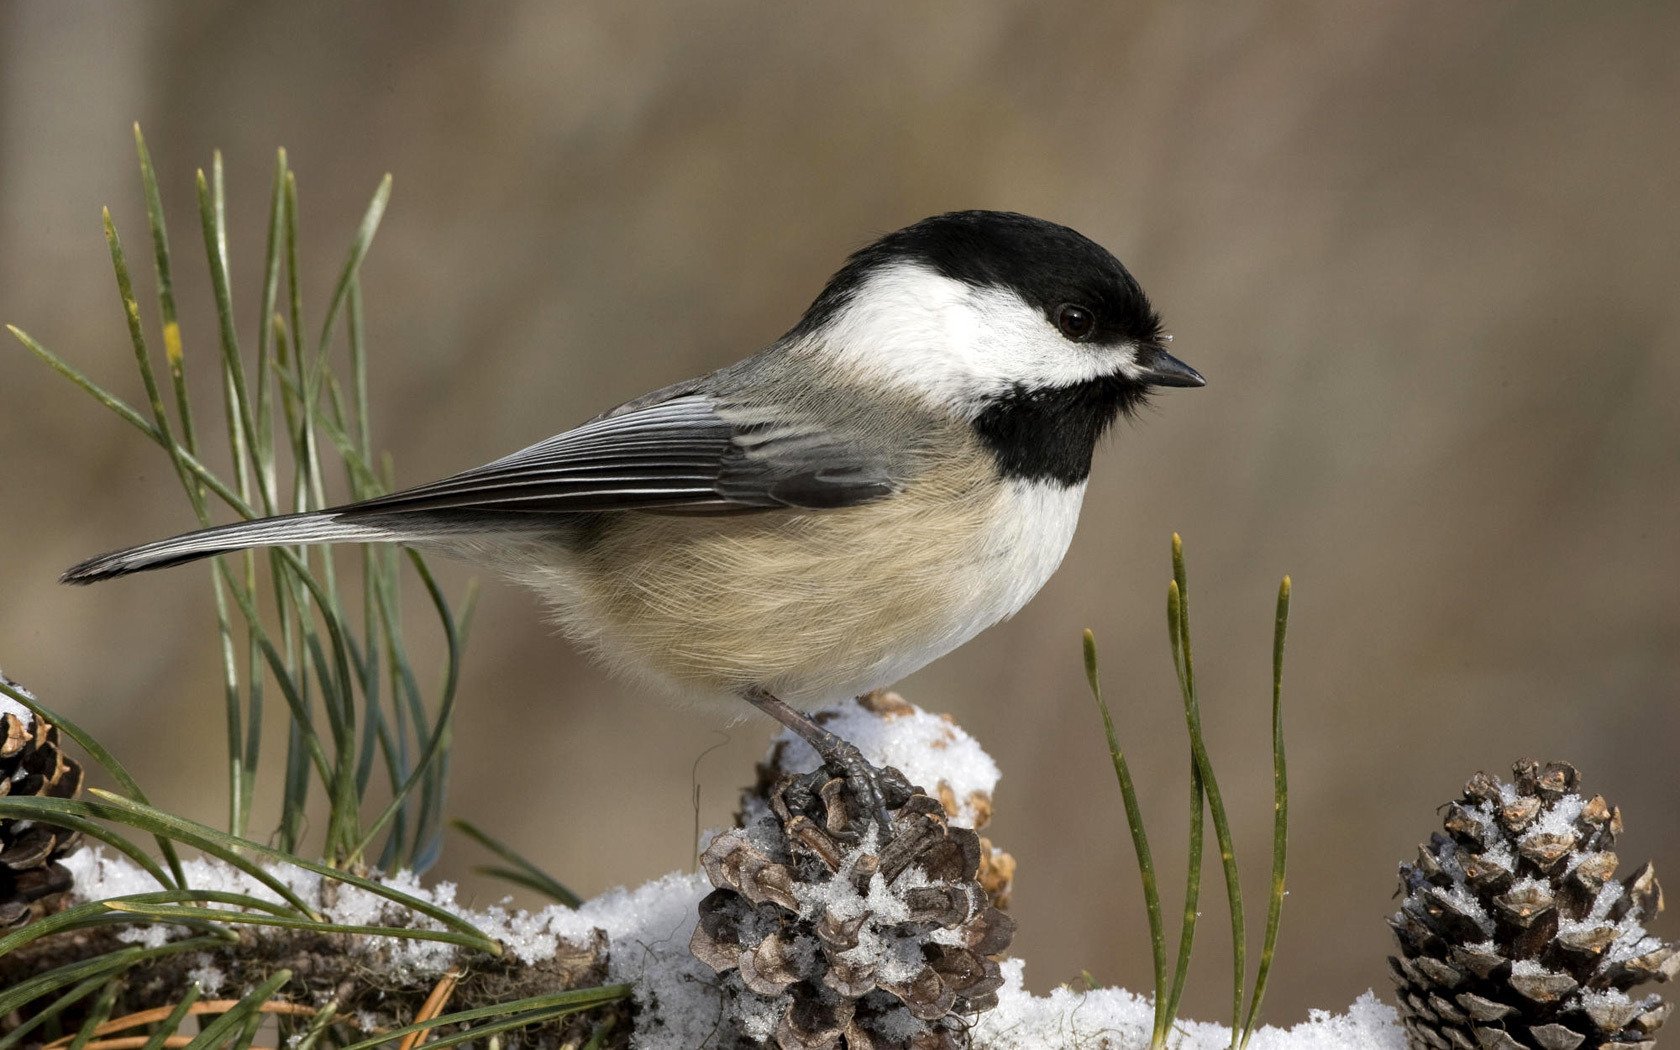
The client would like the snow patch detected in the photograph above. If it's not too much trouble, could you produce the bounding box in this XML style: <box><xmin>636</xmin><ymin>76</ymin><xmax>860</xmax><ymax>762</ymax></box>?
<box><xmin>754</xmin><ymin>696</ymin><xmax>1001</xmax><ymax>829</ymax></box>
<box><xmin>973</xmin><ymin>960</ymin><xmax>1405</xmax><ymax>1049</ymax></box>
<box><xmin>0</xmin><ymin>670</ymin><xmax>37</xmax><ymax>725</ymax></box>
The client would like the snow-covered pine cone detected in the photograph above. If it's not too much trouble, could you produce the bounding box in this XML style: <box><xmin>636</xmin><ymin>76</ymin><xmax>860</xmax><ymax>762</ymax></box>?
<box><xmin>694</xmin><ymin>766</ymin><xmax>1015</xmax><ymax>1050</ymax></box>
<box><xmin>1390</xmin><ymin>760</ymin><xmax>1676</xmax><ymax>1050</ymax></box>
<box><xmin>741</xmin><ymin>692</ymin><xmax>1016</xmax><ymax>911</ymax></box>
<box><xmin>0</xmin><ymin>685</ymin><xmax>86</xmax><ymax>929</ymax></box>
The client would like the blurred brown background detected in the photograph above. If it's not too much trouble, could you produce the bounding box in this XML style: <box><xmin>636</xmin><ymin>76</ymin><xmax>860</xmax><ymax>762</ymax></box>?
<box><xmin>3</xmin><ymin>0</ymin><xmax>1677</xmax><ymax>1027</ymax></box>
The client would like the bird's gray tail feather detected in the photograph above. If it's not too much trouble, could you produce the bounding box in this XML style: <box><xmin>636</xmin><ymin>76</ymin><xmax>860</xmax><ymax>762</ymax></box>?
<box><xmin>61</xmin><ymin>512</ymin><xmax>405</xmax><ymax>584</ymax></box>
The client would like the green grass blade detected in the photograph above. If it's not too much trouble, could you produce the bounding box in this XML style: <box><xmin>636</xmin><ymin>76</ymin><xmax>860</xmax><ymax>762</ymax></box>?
<box><xmin>1081</xmin><ymin>630</ymin><xmax>1166</xmax><ymax>1040</ymax></box>
<box><xmin>315</xmin><ymin>175</ymin><xmax>390</xmax><ymax>358</ymax></box>
<box><xmin>195</xmin><ymin>157</ymin><xmax>260</xmax><ymax>487</ymax></box>
<box><xmin>137</xmin><ymin>984</ymin><xmax>204</xmax><ymax>1050</ymax></box>
<box><xmin>4</xmin><ymin>793</ymin><xmax>318</xmax><ymax>919</ymax></box>
<box><xmin>9</xmin><ymin>325</ymin><xmax>162</xmax><ymax>443</ymax></box>
<box><xmin>453</xmin><ymin>819</ymin><xmax>582</xmax><ymax>907</ymax></box>
<box><xmin>133</xmin><ymin>123</ymin><xmax>194</xmax><ymax>453</ymax></box>
<box><xmin>0</xmin><ymin>935</ymin><xmax>228</xmax><ymax>1016</ymax></box>
<box><xmin>87</xmin><ymin>790</ymin><xmax>499</xmax><ymax>953</ymax></box>
<box><xmin>0</xmin><ymin>974</ymin><xmax>110</xmax><ymax>1050</ymax></box>
<box><xmin>1161</xmin><ymin>581</ymin><xmax>1203</xmax><ymax>1037</ymax></box>
<box><xmin>1240</xmin><ymin>576</ymin><xmax>1292</xmax><ymax>1047</ymax></box>
<box><xmin>0</xmin><ymin>807</ymin><xmax>174</xmax><ymax>890</ymax></box>
<box><xmin>182</xmin><ymin>970</ymin><xmax>293</xmax><ymax>1050</ymax></box>
<box><xmin>351</xmin><ymin>554</ymin><xmax>463</xmax><ymax>867</ymax></box>
<box><xmin>103</xmin><ymin>903</ymin><xmax>496</xmax><ymax>951</ymax></box>
<box><xmin>102</xmin><ymin>209</ymin><xmax>171</xmax><ymax>450</ymax></box>
<box><xmin>334</xmin><ymin>986</ymin><xmax>632</xmax><ymax>1050</ymax></box>
<box><xmin>287</xmin><ymin>1001</ymin><xmax>339</xmax><ymax>1050</ymax></box>
<box><xmin>1169</xmin><ymin>537</ymin><xmax>1246</xmax><ymax>1047</ymax></box>
<box><xmin>64</xmin><ymin>975</ymin><xmax>120</xmax><ymax>1050</ymax></box>
<box><xmin>9</xmin><ymin>325</ymin><xmax>255</xmax><ymax>516</ymax></box>
<box><xmin>253</xmin><ymin>149</ymin><xmax>289</xmax><ymax>510</ymax></box>
<box><xmin>0</xmin><ymin>893</ymin><xmax>220</xmax><ymax>960</ymax></box>
<box><xmin>348</xmin><ymin>277</ymin><xmax>371</xmax><ymax>461</ymax></box>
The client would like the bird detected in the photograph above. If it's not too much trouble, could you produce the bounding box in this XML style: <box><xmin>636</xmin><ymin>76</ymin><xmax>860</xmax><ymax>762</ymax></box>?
<box><xmin>62</xmin><ymin>209</ymin><xmax>1203</xmax><ymax>825</ymax></box>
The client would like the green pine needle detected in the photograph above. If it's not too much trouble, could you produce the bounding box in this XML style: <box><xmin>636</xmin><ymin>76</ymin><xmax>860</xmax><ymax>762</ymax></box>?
<box><xmin>1093</xmin><ymin>537</ymin><xmax>1291</xmax><ymax>1050</ymax></box>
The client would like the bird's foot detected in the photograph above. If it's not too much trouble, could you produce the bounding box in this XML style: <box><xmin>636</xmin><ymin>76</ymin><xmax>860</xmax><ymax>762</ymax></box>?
<box><xmin>740</xmin><ymin>687</ymin><xmax>913</xmax><ymax>837</ymax></box>
<box><xmin>816</xmin><ymin>735</ymin><xmax>913</xmax><ymax>836</ymax></box>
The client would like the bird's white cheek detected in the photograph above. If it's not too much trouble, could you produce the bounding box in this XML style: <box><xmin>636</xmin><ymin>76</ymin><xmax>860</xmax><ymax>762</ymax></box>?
<box><xmin>819</xmin><ymin>263</ymin><xmax>1128</xmax><ymax>407</ymax></box>
<box><xmin>964</xmin><ymin>291</ymin><xmax>1098</xmax><ymax>388</ymax></box>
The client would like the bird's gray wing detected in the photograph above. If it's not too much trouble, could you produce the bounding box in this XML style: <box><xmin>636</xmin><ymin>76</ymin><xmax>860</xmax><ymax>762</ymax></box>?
<box><xmin>337</xmin><ymin>390</ymin><xmax>901</xmax><ymax>518</ymax></box>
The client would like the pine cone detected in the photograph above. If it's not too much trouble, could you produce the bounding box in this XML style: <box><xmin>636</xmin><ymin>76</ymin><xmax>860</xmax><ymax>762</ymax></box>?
<box><xmin>0</xmin><ymin>687</ymin><xmax>86</xmax><ymax>929</ymax></box>
<box><xmin>695</xmin><ymin>766</ymin><xmax>1015</xmax><ymax>1049</ymax></box>
<box><xmin>1390</xmin><ymin>759</ymin><xmax>1676</xmax><ymax>1050</ymax></box>
<box><xmin>741</xmin><ymin>693</ymin><xmax>1016</xmax><ymax>911</ymax></box>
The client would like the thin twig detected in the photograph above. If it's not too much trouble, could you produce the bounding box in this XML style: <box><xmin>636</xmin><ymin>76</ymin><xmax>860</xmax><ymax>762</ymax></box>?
<box><xmin>45</xmin><ymin>1000</ymin><xmax>343</xmax><ymax>1048</ymax></box>
<box><xmin>398</xmin><ymin>969</ymin><xmax>462</xmax><ymax>1050</ymax></box>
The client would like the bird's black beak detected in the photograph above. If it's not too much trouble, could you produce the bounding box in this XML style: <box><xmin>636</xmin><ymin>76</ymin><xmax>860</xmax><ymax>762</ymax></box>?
<box><xmin>1133</xmin><ymin>344</ymin><xmax>1205</xmax><ymax>388</ymax></box>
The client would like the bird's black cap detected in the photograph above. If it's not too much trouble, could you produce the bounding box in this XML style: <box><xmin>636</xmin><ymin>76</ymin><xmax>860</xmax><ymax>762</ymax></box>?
<box><xmin>793</xmin><ymin>210</ymin><xmax>1163</xmax><ymax>350</ymax></box>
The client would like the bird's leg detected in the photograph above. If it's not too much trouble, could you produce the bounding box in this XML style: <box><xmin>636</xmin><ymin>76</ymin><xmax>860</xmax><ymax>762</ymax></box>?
<box><xmin>740</xmin><ymin>687</ymin><xmax>906</xmax><ymax>833</ymax></box>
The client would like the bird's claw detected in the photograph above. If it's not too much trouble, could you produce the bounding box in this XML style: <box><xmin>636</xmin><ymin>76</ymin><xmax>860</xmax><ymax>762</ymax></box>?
<box><xmin>820</xmin><ymin>737</ymin><xmax>912</xmax><ymax>835</ymax></box>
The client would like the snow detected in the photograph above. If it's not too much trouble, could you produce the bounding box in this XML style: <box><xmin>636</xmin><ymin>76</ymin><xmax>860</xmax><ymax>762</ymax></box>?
<box><xmin>52</xmin><ymin>693</ymin><xmax>1410</xmax><ymax>1048</ymax></box>
<box><xmin>973</xmin><ymin>961</ymin><xmax>1405</xmax><ymax>1050</ymax></box>
<box><xmin>0</xmin><ymin>669</ymin><xmax>37</xmax><ymax>725</ymax></box>
<box><xmin>749</xmin><ymin>694</ymin><xmax>1001</xmax><ymax>829</ymax></box>
<box><xmin>1523</xmin><ymin>794</ymin><xmax>1585</xmax><ymax>842</ymax></box>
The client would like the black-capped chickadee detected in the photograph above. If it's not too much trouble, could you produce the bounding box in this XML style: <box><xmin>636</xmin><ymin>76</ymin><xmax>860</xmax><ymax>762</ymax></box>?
<box><xmin>63</xmin><ymin>210</ymin><xmax>1202</xmax><ymax>822</ymax></box>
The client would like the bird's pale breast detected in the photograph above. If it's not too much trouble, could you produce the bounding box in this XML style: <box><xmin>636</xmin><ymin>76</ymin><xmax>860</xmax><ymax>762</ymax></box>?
<box><xmin>505</xmin><ymin>445</ymin><xmax>1085</xmax><ymax>708</ymax></box>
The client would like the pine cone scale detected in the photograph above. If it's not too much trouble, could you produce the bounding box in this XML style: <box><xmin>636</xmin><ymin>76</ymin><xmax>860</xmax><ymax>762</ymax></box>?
<box><xmin>698</xmin><ymin>762</ymin><xmax>1012</xmax><ymax>1047</ymax></box>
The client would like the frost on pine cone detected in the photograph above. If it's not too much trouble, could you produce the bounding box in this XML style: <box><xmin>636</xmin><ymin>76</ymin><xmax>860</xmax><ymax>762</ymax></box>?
<box><xmin>0</xmin><ymin>700</ymin><xmax>86</xmax><ymax>929</ymax></box>
<box><xmin>741</xmin><ymin>693</ymin><xmax>1016</xmax><ymax>910</ymax></box>
<box><xmin>693</xmin><ymin>764</ymin><xmax>1015</xmax><ymax>1049</ymax></box>
<box><xmin>1390</xmin><ymin>759</ymin><xmax>1676</xmax><ymax>1050</ymax></box>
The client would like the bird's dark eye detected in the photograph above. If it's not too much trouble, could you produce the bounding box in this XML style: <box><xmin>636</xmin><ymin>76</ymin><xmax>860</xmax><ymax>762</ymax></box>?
<box><xmin>1055</xmin><ymin>304</ymin><xmax>1096</xmax><ymax>342</ymax></box>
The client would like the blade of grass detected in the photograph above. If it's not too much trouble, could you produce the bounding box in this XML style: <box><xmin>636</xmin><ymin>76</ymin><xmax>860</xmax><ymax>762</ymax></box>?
<box><xmin>0</xmin><ymin>936</ymin><xmax>230</xmax><ymax>1016</ymax></box>
<box><xmin>8</xmin><ymin>327</ymin><xmax>251</xmax><ymax>515</ymax></box>
<box><xmin>0</xmin><ymin>807</ymin><xmax>173</xmax><ymax>890</ymax></box>
<box><xmin>106</xmin><ymin>187</ymin><xmax>254</xmax><ymax>844</ymax></box>
<box><xmin>102</xmin><ymin>210</ymin><xmax>172</xmax><ymax>457</ymax></box>
<box><xmin>197</xmin><ymin>150</ymin><xmax>281</xmax><ymax>847</ymax></box>
<box><xmin>103</xmin><ymin>903</ymin><xmax>495</xmax><ymax>952</ymax></box>
<box><xmin>1169</xmin><ymin>535</ymin><xmax>1246</xmax><ymax>1047</ymax></box>
<box><xmin>0</xmin><ymin>975</ymin><xmax>111</xmax><ymax>1050</ymax></box>
<box><xmin>86</xmin><ymin>790</ymin><xmax>500</xmax><ymax>953</ymax></box>
<box><xmin>194</xmin><ymin>155</ymin><xmax>260</xmax><ymax>496</ymax></box>
<box><xmin>334</xmin><ymin>986</ymin><xmax>631</xmax><ymax>1050</ymax></box>
<box><xmin>0</xmin><ymin>896</ymin><xmax>214</xmax><ymax>962</ymax></box>
<box><xmin>1081</xmin><ymin>630</ymin><xmax>1167</xmax><ymax>1042</ymax></box>
<box><xmin>451</xmin><ymin>820</ymin><xmax>581</xmax><ymax>907</ymax></box>
<box><xmin>132</xmin><ymin>124</ymin><xmax>192</xmax><ymax>452</ymax></box>
<box><xmin>252</xmin><ymin>149</ymin><xmax>289</xmax><ymax>509</ymax></box>
<box><xmin>0</xmin><ymin>888</ymin><xmax>303</xmax><ymax>962</ymax></box>
<box><xmin>288</xmin><ymin>1001</ymin><xmax>340</xmax><ymax>1050</ymax></box>
<box><xmin>1161</xmin><ymin>581</ymin><xmax>1204</xmax><ymax>1036</ymax></box>
<box><xmin>314</xmin><ymin>175</ymin><xmax>390</xmax><ymax>362</ymax></box>
<box><xmin>181</xmin><ymin>970</ymin><xmax>292</xmax><ymax>1050</ymax></box>
<box><xmin>64</xmin><ymin>978</ymin><xmax>120</xmax><ymax>1050</ymax></box>
<box><xmin>350</xmin><ymin>555</ymin><xmax>464</xmax><ymax>867</ymax></box>
<box><xmin>0</xmin><ymin>794</ymin><xmax>317</xmax><ymax>919</ymax></box>
<box><xmin>137</xmin><ymin>986</ymin><xmax>205</xmax><ymax>1050</ymax></box>
<box><xmin>1240</xmin><ymin>576</ymin><xmax>1292</xmax><ymax>1047</ymax></box>
<box><xmin>579</xmin><ymin>1015</ymin><xmax>618</xmax><ymax>1050</ymax></box>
